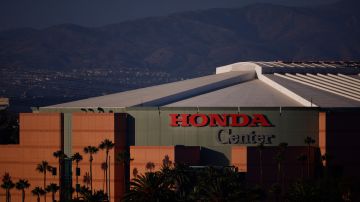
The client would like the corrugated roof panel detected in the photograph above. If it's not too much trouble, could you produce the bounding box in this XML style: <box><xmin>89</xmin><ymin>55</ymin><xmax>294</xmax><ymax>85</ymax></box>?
<box><xmin>281</xmin><ymin>73</ymin><xmax>360</xmax><ymax>101</ymax></box>
<box><xmin>266</xmin><ymin>74</ymin><xmax>360</xmax><ymax>107</ymax></box>
<box><xmin>166</xmin><ymin>79</ymin><xmax>302</xmax><ymax>107</ymax></box>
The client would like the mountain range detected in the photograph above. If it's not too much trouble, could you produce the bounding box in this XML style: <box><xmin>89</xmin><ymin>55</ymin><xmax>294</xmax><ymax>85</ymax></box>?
<box><xmin>1</xmin><ymin>0</ymin><xmax>359</xmax><ymax>76</ymax></box>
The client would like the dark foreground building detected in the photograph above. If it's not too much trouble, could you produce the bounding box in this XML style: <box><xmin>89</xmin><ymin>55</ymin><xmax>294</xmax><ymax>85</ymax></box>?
<box><xmin>1</xmin><ymin>61</ymin><xmax>360</xmax><ymax>201</ymax></box>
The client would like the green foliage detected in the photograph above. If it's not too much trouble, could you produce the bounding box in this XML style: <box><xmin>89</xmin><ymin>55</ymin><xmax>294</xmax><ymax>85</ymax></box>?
<box><xmin>145</xmin><ymin>162</ymin><xmax>155</xmax><ymax>172</ymax></box>
<box><xmin>53</xmin><ymin>150</ymin><xmax>68</xmax><ymax>160</ymax></box>
<box><xmin>123</xmin><ymin>172</ymin><xmax>175</xmax><ymax>201</ymax></box>
<box><xmin>72</xmin><ymin>152</ymin><xmax>83</xmax><ymax>164</ymax></box>
<box><xmin>286</xmin><ymin>180</ymin><xmax>320</xmax><ymax>202</ymax></box>
<box><xmin>98</xmin><ymin>139</ymin><xmax>115</xmax><ymax>152</ymax></box>
<box><xmin>15</xmin><ymin>179</ymin><xmax>30</xmax><ymax>190</ymax></box>
<box><xmin>36</xmin><ymin>161</ymin><xmax>50</xmax><ymax>173</ymax></box>
<box><xmin>45</xmin><ymin>183</ymin><xmax>59</xmax><ymax>193</ymax></box>
<box><xmin>1</xmin><ymin>172</ymin><xmax>15</xmax><ymax>202</ymax></box>
<box><xmin>83</xmin><ymin>146</ymin><xmax>99</xmax><ymax>161</ymax></box>
<box><xmin>1</xmin><ymin>172</ymin><xmax>15</xmax><ymax>190</ymax></box>
<box><xmin>31</xmin><ymin>186</ymin><xmax>46</xmax><ymax>202</ymax></box>
<box><xmin>123</xmin><ymin>163</ymin><xmax>265</xmax><ymax>202</ymax></box>
<box><xmin>77</xmin><ymin>186</ymin><xmax>108</xmax><ymax>201</ymax></box>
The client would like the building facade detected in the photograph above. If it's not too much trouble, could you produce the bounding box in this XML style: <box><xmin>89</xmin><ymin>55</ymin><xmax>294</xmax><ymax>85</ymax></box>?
<box><xmin>1</xmin><ymin>61</ymin><xmax>360</xmax><ymax>201</ymax></box>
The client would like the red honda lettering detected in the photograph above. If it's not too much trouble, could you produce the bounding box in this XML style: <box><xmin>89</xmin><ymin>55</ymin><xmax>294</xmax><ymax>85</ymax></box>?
<box><xmin>249</xmin><ymin>114</ymin><xmax>272</xmax><ymax>127</ymax></box>
<box><xmin>209</xmin><ymin>114</ymin><xmax>228</xmax><ymax>127</ymax></box>
<box><xmin>189</xmin><ymin>114</ymin><xmax>209</xmax><ymax>127</ymax></box>
<box><xmin>230</xmin><ymin>114</ymin><xmax>250</xmax><ymax>127</ymax></box>
<box><xmin>169</xmin><ymin>114</ymin><xmax>190</xmax><ymax>127</ymax></box>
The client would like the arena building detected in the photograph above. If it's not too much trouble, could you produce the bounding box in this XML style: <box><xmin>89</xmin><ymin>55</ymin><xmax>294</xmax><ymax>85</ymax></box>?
<box><xmin>1</xmin><ymin>61</ymin><xmax>360</xmax><ymax>201</ymax></box>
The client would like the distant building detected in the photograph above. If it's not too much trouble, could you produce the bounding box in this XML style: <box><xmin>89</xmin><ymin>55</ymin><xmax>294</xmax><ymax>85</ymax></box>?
<box><xmin>1</xmin><ymin>61</ymin><xmax>360</xmax><ymax>201</ymax></box>
<box><xmin>0</xmin><ymin>97</ymin><xmax>9</xmax><ymax>110</ymax></box>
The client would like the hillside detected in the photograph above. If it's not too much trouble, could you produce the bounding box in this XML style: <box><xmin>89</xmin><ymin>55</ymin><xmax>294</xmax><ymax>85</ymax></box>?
<box><xmin>0</xmin><ymin>0</ymin><xmax>359</xmax><ymax>76</ymax></box>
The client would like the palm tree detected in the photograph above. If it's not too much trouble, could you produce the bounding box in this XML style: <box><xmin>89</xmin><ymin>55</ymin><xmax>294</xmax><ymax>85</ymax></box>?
<box><xmin>304</xmin><ymin>136</ymin><xmax>315</xmax><ymax>178</ymax></box>
<box><xmin>1</xmin><ymin>172</ymin><xmax>15</xmax><ymax>202</ymax></box>
<box><xmin>99</xmin><ymin>139</ymin><xmax>115</xmax><ymax>195</ymax></box>
<box><xmin>71</xmin><ymin>152</ymin><xmax>83</xmax><ymax>198</ymax></box>
<box><xmin>53</xmin><ymin>150</ymin><xmax>67</xmax><ymax>180</ymax></box>
<box><xmin>78</xmin><ymin>186</ymin><xmax>108</xmax><ymax>202</ymax></box>
<box><xmin>274</xmin><ymin>142</ymin><xmax>287</xmax><ymax>198</ymax></box>
<box><xmin>145</xmin><ymin>162</ymin><xmax>155</xmax><ymax>172</ymax></box>
<box><xmin>83</xmin><ymin>172</ymin><xmax>91</xmax><ymax>188</ymax></box>
<box><xmin>297</xmin><ymin>153</ymin><xmax>307</xmax><ymax>180</ymax></box>
<box><xmin>15</xmin><ymin>179</ymin><xmax>30</xmax><ymax>202</ymax></box>
<box><xmin>162</xmin><ymin>155</ymin><xmax>172</xmax><ymax>169</ymax></box>
<box><xmin>257</xmin><ymin>142</ymin><xmax>265</xmax><ymax>185</ymax></box>
<box><xmin>84</xmin><ymin>146</ymin><xmax>99</xmax><ymax>192</ymax></box>
<box><xmin>45</xmin><ymin>183</ymin><xmax>59</xmax><ymax>202</ymax></box>
<box><xmin>116</xmin><ymin>151</ymin><xmax>134</xmax><ymax>194</ymax></box>
<box><xmin>36</xmin><ymin>161</ymin><xmax>52</xmax><ymax>202</ymax></box>
<box><xmin>274</xmin><ymin>143</ymin><xmax>287</xmax><ymax>183</ymax></box>
<box><xmin>132</xmin><ymin>168</ymin><xmax>139</xmax><ymax>179</ymax></box>
<box><xmin>101</xmin><ymin>162</ymin><xmax>107</xmax><ymax>191</ymax></box>
<box><xmin>123</xmin><ymin>172</ymin><xmax>173</xmax><ymax>201</ymax></box>
<box><xmin>31</xmin><ymin>187</ymin><xmax>46</xmax><ymax>202</ymax></box>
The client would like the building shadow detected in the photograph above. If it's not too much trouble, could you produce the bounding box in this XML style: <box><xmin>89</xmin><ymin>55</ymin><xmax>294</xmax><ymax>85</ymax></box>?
<box><xmin>200</xmin><ymin>147</ymin><xmax>229</xmax><ymax>166</ymax></box>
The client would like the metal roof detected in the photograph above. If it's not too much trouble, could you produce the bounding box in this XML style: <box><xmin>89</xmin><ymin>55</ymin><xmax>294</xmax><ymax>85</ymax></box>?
<box><xmin>264</xmin><ymin>74</ymin><xmax>360</xmax><ymax>107</ymax></box>
<box><xmin>40</xmin><ymin>61</ymin><xmax>360</xmax><ymax>111</ymax></box>
<box><xmin>44</xmin><ymin>71</ymin><xmax>255</xmax><ymax>108</ymax></box>
<box><xmin>166</xmin><ymin>79</ymin><xmax>302</xmax><ymax>107</ymax></box>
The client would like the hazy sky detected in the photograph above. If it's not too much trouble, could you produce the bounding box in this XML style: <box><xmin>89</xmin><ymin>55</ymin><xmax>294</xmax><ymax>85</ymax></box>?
<box><xmin>0</xmin><ymin>0</ymin><xmax>338</xmax><ymax>31</ymax></box>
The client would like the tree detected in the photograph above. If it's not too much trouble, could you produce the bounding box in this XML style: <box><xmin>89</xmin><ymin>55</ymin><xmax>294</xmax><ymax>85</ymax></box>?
<box><xmin>31</xmin><ymin>187</ymin><xmax>46</xmax><ymax>202</ymax></box>
<box><xmin>15</xmin><ymin>179</ymin><xmax>30</xmax><ymax>202</ymax></box>
<box><xmin>162</xmin><ymin>155</ymin><xmax>172</xmax><ymax>169</ymax></box>
<box><xmin>84</xmin><ymin>146</ymin><xmax>99</xmax><ymax>192</ymax></box>
<box><xmin>36</xmin><ymin>161</ymin><xmax>52</xmax><ymax>202</ymax></box>
<box><xmin>71</xmin><ymin>152</ymin><xmax>83</xmax><ymax>198</ymax></box>
<box><xmin>45</xmin><ymin>183</ymin><xmax>59</xmax><ymax>202</ymax></box>
<box><xmin>116</xmin><ymin>151</ymin><xmax>134</xmax><ymax>196</ymax></box>
<box><xmin>286</xmin><ymin>180</ymin><xmax>320</xmax><ymax>202</ymax></box>
<box><xmin>53</xmin><ymin>150</ymin><xmax>67</xmax><ymax>183</ymax></box>
<box><xmin>274</xmin><ymin>142</ymin><xmax>288</xmax><ymax>198</ymax></box>
<box><xmin>99</xmin><ymin>139</ymin><xmax>115</xmax><ymax>195</ymax></box>
<box><xmin>304</xmin><ymin>136</ymin><xmax>316</xmax><ymax>178</ymax></box>
<box><xmin>101</xmin><ymin>162</ymin><xmax>107</xmax><ymax>191</ymax></box>
<box><xmin>274</xmin><ymin>143</ymin><xmax>288</xmax><ymax>183</ymax></box>
<box><xmin>1</xmin><ymin>172</ymin><xmax>15</xmax><ymax>202</ymax></box>
<box><xmin>257</xmin><ymin>142</ymin><xmax>265</xmax><ymax>185</ymax></box>
<box><xmin>297</xmin><ymin>153</ymin><xmax>307</xmax><ymax>180</ymax></box>
<box><xmin>123</xmin><ymin>172</ymin><xmax>174</xmax><ymax>201</ymax></box>
<box><xmin>83</xmin><ymin>172</ymin><xmax>91</xmax><ymax>188</ymax></box>
<box><xmin>132</xmin><ymin>168</ymin><xmax>139</xmax><ymax>179</ymax></box>
<box><xmin>78</xmin><ymin>186</ymin><xmax>108</xmax><ymax>202</ymax></box>
<box><xmin>146</xmin><ymin>162</ymin><xmax>155</xmax><ymax>172</ymax></box>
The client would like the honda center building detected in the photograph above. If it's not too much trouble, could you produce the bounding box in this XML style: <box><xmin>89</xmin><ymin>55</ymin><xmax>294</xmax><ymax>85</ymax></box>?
<box><xmin>1</xmin><ymin>61</ymin><xmax>360</xmax><ymax>201</ymax></box>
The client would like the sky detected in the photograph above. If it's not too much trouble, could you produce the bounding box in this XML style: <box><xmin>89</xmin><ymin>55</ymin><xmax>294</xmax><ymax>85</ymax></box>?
<box><xmin>0</xmin><ymin>0</ymin><xmax>338</xmax><ymax>31</ymax></box>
